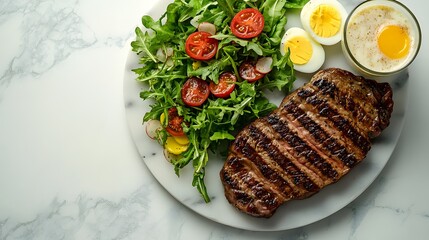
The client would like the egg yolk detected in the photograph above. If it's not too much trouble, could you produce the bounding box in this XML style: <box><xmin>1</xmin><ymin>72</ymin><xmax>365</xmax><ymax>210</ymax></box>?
<box><xmin>377</xmin><ymin>25</ymin><xmax>410</xmax><ymax>59</ymax></box>
<box><xmin>310</xmin><ymin>4</ymin><xmax>341</xmax><ymax>37</ymax></box>
<box><xmin>285</xmin><ymin>36</ymin><xmax>313</xmax><ymax>65</ymax></box>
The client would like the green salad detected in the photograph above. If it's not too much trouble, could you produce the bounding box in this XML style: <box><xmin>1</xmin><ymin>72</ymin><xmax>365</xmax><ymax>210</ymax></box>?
<box><xmin>131</xmin><ymin>0</ymin><xmax>308</xmax><ymax>202</ymax></box>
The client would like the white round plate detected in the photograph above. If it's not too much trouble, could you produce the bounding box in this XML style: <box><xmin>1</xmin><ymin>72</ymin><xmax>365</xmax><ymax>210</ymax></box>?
<box><xmin>123</xmin><ymin>0</ymin><xmax>408</xmax><ymax>231</ymax></box>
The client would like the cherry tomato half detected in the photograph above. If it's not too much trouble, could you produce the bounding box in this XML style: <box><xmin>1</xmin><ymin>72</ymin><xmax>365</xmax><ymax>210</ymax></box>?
<box><xmin>209</xmin><ymin>72</ymin><xmax>237</xmax><ymax>98</ymax></box>
<box><xmin>166</xmin><ymin>107</ymin><xmax>185</xmax><ymax>136</ymax></box>
<box><xmin>230</xmin><ymin>8</ymin><xmax>264</xmax><ymax>39</ymax></box>
<box><xmin>239</xmin><ymin>61</ymin><xmax>265</xmax><ymax>82</ymax></box>
<box><xmin>185</xmin><ymin>31</ymin><xmax>219</xmax><ymax>60</ymax></box>
<box><xmin>181</xmin><ymin>77</ymin><xmax>210</xmax><ymax>107</ymax></box>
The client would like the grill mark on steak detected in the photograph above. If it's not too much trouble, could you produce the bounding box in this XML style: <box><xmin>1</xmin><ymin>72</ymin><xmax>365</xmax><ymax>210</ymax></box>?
<box><xmin>252</xmin><ymin>120</ymin><xmax>327</xmax><ymax>189</ymax></box>
<box><xmin>362</xmin><ymin>79</ymin><xmax>394</xmax><ymax>135</ymax></box>
<box><xmin>265</xmin><ymin>114</ymin><xmax>341</xmax><ymax>183</ymax></box>
<box><xmin>230</xmin><ymin>134</ymin><xmax>297</xmax><ymax>199</ymax></box>
<box><xmin>310</xmin><ymin>69</ymin><xmax>393</xmax><ymax>137</ymax></box>
<box><xmin>296</xmin><ymin>88</ymin><xmax>368</xmax><ymax>159</ymax></box>
<box><xmin>309</xmin><ymin>79</ymin><xmax>380</xmax><ymax>137</ymax></box>
<box><xmin>304</xmin><ymin>97</ymin><xmax>371</xmax><ymax>154</ymax></box>
<box><xmin>281</xmin><ymin>100</ymin><xmax>361</xmax><ymax>168</ymax></box>
<box><xmin>298</xmin><ymin>85</ymin><xmax>372</xmax><ymax>152</ymax></box>
<box><xmin>311</xmin><ymin>79</ymin><xmax>375</xmax><ymax>135</ymax></box>
<box><xmin>273</xmin><ymin>107</ymin><xmax>354</xmax><ymax>178</ymax></box>
<box><xmin>230</xmin><ymin>126</ymin><xmax>317</xmax><ymax>199</ymax></box>
<box><xmin>220</xmin><ymin>160</ymin><xmax>255</xmax><ymax>209</ymax></box>
<box><xmin>246</xmin><ymin>124</ymin><xmax>320</xmax><ymax>194</ymax></box>
<box><xmin>221</xmin><ymin>156</ymin><xmax>285</xmax><ymax>217</ymax></box>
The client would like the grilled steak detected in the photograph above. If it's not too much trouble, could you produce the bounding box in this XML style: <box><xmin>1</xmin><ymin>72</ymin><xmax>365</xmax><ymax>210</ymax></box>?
<box><xmin>220</xmin><ymin>68</ymin><xmax>394</xmax><ymax>218</ymax></box>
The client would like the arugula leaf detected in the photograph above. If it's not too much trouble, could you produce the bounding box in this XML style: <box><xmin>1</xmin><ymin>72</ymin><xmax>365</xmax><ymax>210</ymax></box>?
<box><xmin>187</xmin><ymin>57</ymin><xmax>230</xmax><ymax>81</ymax></box>
<box><xmin>210</xmin><ymin>131</ymin><xmax>235</xmax><ymax>141</ymax></box>
<box><xmin>215</xmin><ymin>0</ymin><xmax>237</xmax><ymax>18</ymax></box>
<box><xmin>261</xmin><ymin>0</ymin><xmax>287</xmax><ymax>33</ymax></box>
<box><xmin>131</xmin><ymin>28</ymin><xmax>157</xmax><ymax>62</ymax></box>
<box><xmin>141</xmin><ymin>15</ymin><xmax>175</xmax><ymax>42</ymax></box>
<box><xmin>285</xmin><ymin>0</ymin><xmax>310</xmax><ymax>9</ymax></box>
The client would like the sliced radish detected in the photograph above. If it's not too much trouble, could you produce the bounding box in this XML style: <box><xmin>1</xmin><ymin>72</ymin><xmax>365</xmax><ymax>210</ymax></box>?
<box><xmin>165</xmin><ymin>58</ymin><xmax>174</xmax><ymax>68</ymax></box>
<box><xmin>198</xmin><ymin>22</ymin><xmax>216</xmax><ymax>35</ymax></box>
<box><xmin>190</xmin><ymin>15</ymin><xmax>202</xmax><ymax>28</ymax></box>
<box><xmin>255</xmin><ymin>57</ymin><xmax>273</xmax><ymax>74</ymax></box>
<box><xmin>165</xmin><ymin>47</ymin><xmax>173</xmax><ymax>57</ymax></box>
<box><xmin>156</xmin><ymin>48</ymin><xmax>166</xmax><ymax>62</ymax></box>
<box><xmin>145</xmin><ymin>119</ymin><xmax>162</xmax><ymax>139</ymax></box>
<box><xmin>156</xmin><ymin>47</ymin><xmax>174</xmax><ymax>63</ymax></box>
<box><xmin>163</xmin><ymin>148</ymin><xmax>180</xmax><ymax>163</ymax></box>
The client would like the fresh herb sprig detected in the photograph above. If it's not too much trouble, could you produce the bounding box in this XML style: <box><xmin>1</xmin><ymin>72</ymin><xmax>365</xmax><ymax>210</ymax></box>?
<box><xmin>131</xmin><ymin>0</ymin><xmax>308</xmax><ymax>202</ymax></box>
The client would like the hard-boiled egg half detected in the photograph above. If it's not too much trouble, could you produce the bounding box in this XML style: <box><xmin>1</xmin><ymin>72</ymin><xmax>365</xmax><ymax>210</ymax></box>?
<box><xmin>280</xmin><ymin>27</ymin><xmax>325</xmax><ymax>73</ymax></box>
<box><xmin>301</xmin><ymin>0</ymin><xmax>347</xmax><ymax>45</ymax></box>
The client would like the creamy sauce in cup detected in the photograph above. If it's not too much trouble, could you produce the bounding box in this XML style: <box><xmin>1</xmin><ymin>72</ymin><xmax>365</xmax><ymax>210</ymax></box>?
<box><xmin>343</xmin><ymin>0</ymin><xmax>420</xmax><ymax>75</ymax></box>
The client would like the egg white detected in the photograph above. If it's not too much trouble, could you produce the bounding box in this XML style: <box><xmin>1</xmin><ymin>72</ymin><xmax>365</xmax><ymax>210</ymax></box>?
<box><xmin>281</xmin><ymin>27</ymin><xmax>325</xmax><ymax>73</ymax></box>
<box><xmin>300</xmin><ymin>0</ymin><xmax>347</xmax><ymax>45</ymax></box>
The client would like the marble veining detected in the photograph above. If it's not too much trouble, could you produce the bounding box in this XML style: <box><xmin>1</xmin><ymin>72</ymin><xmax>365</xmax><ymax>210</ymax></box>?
<box><xmin>0</xmin><ymin>174</ymin><xmax>404</xmax><ymax>239</ymax></box>
<box><xmin>0</xmin><ymin>0</ymin><xmax>97</xmax><ymax>87</ymax></box>
<box><xmin>0</xmin><ymin>186</ymin><xmax>152</xmax><ymax>240</ymax></box>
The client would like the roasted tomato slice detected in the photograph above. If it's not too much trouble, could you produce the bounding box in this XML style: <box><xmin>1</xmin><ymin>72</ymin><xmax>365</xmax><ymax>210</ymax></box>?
<box><xmin>209</xmin><ymin>72</ymin><xmax>237</xmax><ymax>98</ymax></box>
<box><xmin>185</xmin><ymin>31</ymin><xmax>219</xmax><ymax>60</ymax></box>
<box><xmin>239</xmin><ymin>61</ymin><xmax>265</xmax><ymax>82</ymax></box>
<box><xmin>166</xmin><ymin>107</ymin><xmax>185</xmax><ymax>136</ymax></box>
<box><xmin>230</xmin><ymin>8</ymin><xmax>264</xmax><ymax>39</ymax></box>
<box><xmin>181</xmin><ymin>77</ymin><xmax>210</xmax><ymax>107</ymax></box>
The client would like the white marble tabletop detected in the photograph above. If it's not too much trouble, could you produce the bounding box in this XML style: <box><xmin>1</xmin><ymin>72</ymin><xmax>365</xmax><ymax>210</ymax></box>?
<box><xmin>1</xmin><ymin>0</ymin><xmax>428</xmax><ymax>239</ymax></box>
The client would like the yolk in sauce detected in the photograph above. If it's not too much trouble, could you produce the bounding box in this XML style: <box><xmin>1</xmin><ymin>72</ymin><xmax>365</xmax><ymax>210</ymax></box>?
<box><xmin>377</xmin><ymin>25</ymin><xmax>410</xmax><ymax>59</ymax></box>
